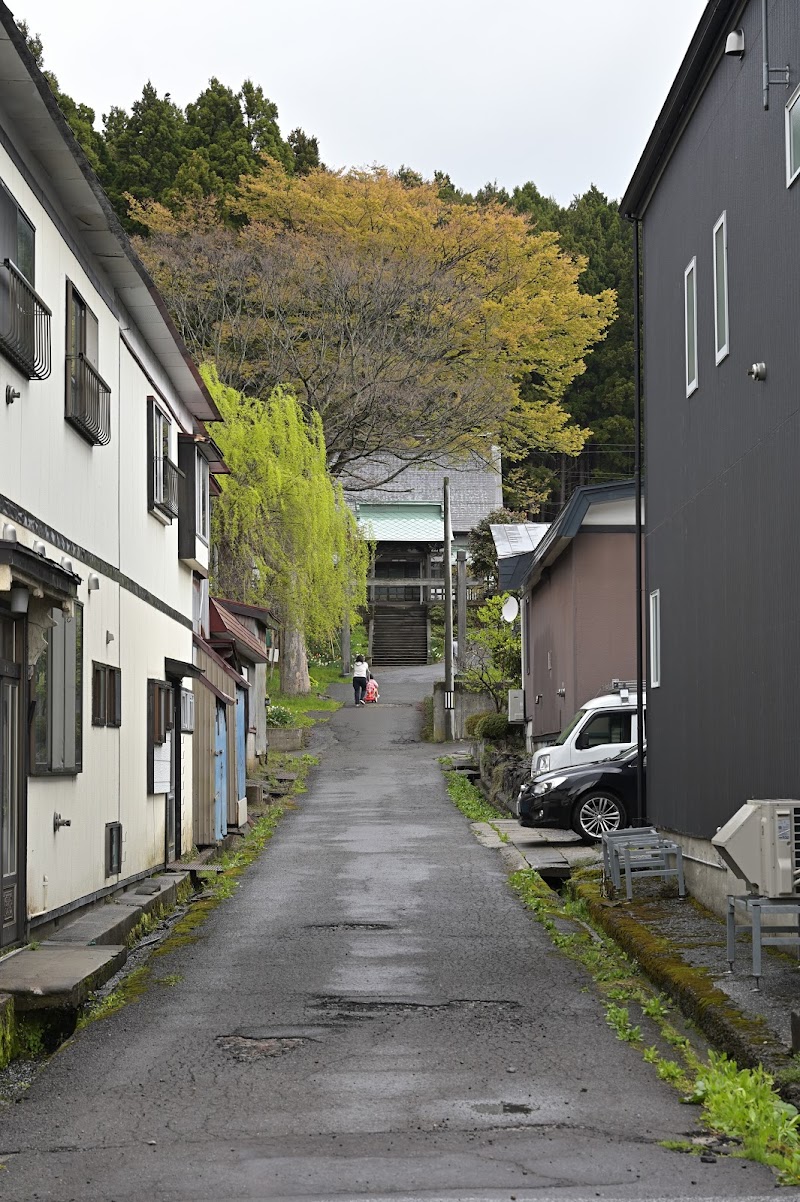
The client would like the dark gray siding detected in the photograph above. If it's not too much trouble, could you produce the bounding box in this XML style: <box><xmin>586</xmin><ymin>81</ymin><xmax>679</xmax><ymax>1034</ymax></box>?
<box><xmin>643</xmin><ymin>0</ymin><xmax>800</xmax><ymax>837</ymax></box>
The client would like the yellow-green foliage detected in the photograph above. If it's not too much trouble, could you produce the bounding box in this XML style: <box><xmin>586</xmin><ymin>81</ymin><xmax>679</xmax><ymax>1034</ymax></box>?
<box><xmin>201</xmin><ymin>366</ymin><xmax>370</xmax><ymax>642</ymax></box>
<box><xmin>0</xmin><ymin>996</ymin><xmax>12</xmax><ymax>1068</ymax></box>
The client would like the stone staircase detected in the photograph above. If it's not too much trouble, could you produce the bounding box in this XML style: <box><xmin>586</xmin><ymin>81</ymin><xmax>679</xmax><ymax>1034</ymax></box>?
<box><xmin>370</xmin><ymin>603</ymin><xmax>428</xmax><ymax>666</ymax></box>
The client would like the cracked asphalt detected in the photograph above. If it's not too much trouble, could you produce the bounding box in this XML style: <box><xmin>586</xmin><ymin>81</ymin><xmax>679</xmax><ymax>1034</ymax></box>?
<box><xmin>0</xmin><ymin>665</ymin><xmax>787</xmax><ymax>1201</ymax></box>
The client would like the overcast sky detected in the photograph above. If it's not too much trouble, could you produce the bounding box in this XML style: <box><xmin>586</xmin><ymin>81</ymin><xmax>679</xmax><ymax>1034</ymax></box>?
<box><xmin>19</xmin><ymin>0</ymin><xmax>707</xmax><ymax>205</ymax></box>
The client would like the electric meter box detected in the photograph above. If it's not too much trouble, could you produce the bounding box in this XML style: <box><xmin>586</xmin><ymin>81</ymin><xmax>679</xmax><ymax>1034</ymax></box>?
<box><xmin>712</xmin><ymin>799</ymin><xmax>800</xmax><ymax>897</ymax></box>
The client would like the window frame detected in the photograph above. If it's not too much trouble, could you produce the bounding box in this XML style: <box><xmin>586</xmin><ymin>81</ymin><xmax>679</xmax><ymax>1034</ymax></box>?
<box><xmin>196</xmin><ymin>451</ymin><xmax>210</xmax><ymax>545</ymax></box>
<box><xmin>30</xmin><ymin>603</ymin><xmax>84</xmax><ymax>777</ymax></box>
<box><xmin>649</xmin><ymin>589</ymin><xmax>661</xmax><ymax>689</ymax></box>
<box><xmin>92</xmin><ymin>662</ymin><xmax>121</xmax><ymax>728</ymax></box>
<box><xmin>712</xmin><ymin>212</ymin><xmax>729</xmax><ymax>365</ymax></box>
<box><xmin>786</xmin><ymin>83</ymin><xmax>800</xmax><ymax>187</ymax></box>
<box><xmin>684</xmin><ymin>257</ymin><xmax>698</xmax><ymax>397</ymax></box>
<box><xmin>575</xmin><ymin>710</ymin><xmax>633</xmax><ymax>751</ymax></box>
<box><xmin>147</xmin><ymin>678</ymin><xmax>173</xmax><ymax>795</ymax></box>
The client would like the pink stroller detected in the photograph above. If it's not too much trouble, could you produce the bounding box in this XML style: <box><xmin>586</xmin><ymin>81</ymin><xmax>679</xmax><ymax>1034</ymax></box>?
<box><xmin>365</xmin><ymin>677</ymin><xmax>379</xmax><ymax>703</ymax></box>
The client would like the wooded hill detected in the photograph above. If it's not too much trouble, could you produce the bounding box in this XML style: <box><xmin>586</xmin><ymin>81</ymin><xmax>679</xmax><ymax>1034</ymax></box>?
<box><xmin>23</xmin><ymin>23</ymin><xmax>634</xmax><ymax>521</ymax></box>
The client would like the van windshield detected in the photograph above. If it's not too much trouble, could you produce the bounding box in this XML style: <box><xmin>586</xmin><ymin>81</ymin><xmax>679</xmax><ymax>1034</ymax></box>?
<box><xmin>555</xmin><ymin>709</ymin><xmax>587</xmax><ymax>746</ymax></box>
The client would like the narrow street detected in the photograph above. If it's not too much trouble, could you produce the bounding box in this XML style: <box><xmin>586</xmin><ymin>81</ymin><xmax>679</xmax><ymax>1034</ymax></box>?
<box><xmin>0</xmin><ymin>667</ymin><xmax>778</xmax><ymax>1202</ymax></box>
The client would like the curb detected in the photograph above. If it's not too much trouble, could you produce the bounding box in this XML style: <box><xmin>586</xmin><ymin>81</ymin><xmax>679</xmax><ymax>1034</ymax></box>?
<box><xmin>567</xmin><ymin>875</ymin><xmax>800</xmax><ymax>1104</ymax></box>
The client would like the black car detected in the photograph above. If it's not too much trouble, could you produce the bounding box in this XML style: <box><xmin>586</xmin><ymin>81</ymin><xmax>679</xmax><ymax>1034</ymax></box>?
<box><xmin>517</xmin><ymin>748</ymin><xmax>645</xmax><ymax>842</ymax></box>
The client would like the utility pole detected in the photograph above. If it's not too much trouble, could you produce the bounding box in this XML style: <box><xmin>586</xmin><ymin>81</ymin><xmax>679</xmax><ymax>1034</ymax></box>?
<box><xmin>341</xmin><ymin>609</ymin><xmax>351</xmax><ymax>676</ymax></box>
<box><xmin>443</xmin><ymin>477</ymin><xmax>455</xmax><ymax>742</ymax></box>
<box><xmin>456</xmin><ymin>549</ymin><xmax>467</xmax><ymax>673</ymax></box>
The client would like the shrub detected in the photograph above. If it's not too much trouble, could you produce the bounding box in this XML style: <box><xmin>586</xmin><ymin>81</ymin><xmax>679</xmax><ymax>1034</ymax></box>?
<box><xmin>465</xmin><ymin>709</ymin><xmax>496</xmax><ymax>737</ymax></box>
<box><xmin>474</xmin><ymin>712</ymin><xmax>511</xmax><ymax>741</ymax></box>
<box><xmin>265</xmin><ymin>704</ymin><xmax>294</xmax><ymax>728</ymax></box>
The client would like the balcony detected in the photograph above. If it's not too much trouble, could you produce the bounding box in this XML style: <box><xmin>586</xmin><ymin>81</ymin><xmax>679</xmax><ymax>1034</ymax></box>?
<box><xmin>154</xmin><ymin>455</ymin><xmax>181</xmax><ymax>520</ymax></box>
<box><xmin>65</xmin><ymin>353</ymin><xmax>111</xmax><ymax>446</ymax></box>
<box><xmin>0</xmin><ymin>259</ymin><xmax>51</xmax><ymax>380</ymax></box>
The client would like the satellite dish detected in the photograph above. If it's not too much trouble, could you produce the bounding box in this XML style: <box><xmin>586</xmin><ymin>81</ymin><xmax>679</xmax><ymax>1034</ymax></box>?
<box><xmin>501</xmin><ymin>596</ymin><xmax>519</xmax><ymax>623</ymax></box>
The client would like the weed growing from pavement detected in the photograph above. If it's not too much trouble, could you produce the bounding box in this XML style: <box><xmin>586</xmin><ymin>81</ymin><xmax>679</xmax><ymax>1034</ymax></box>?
<box><xmin>509</xmin><ymin>866</ymin><xmax>800</xmax><ymax>1184</ymax></box>
<box><xmin>441</xmin><ymin>765</ymin><xmax>504</xmax><ymax>824</ymax></box>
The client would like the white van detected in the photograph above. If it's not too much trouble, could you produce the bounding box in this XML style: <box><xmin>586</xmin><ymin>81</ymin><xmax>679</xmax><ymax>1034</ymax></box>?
<box><xmin>531</xmin><ymin>682</ymin><xmax>645</xmax><ymax>777</ymax></box>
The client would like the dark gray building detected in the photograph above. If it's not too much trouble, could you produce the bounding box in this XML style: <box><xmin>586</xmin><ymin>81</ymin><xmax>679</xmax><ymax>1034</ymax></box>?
<box><xmin>623</xmin><ymin>0</ymin><xmax>800</xmax><ymax>910</ymax></box>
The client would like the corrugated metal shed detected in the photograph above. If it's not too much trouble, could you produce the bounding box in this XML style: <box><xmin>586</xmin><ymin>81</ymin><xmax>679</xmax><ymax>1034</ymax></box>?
<box><xmin>356</xmin><ymin>503</ymin><xmax>444</xmax><ymax>543</ymax></box>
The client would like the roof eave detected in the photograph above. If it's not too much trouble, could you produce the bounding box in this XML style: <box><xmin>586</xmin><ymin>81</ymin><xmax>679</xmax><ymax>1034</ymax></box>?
<box><xmin>622</xmin><ymin>0</ymin><xmax>742</xmax><ymax>218</ymax></box>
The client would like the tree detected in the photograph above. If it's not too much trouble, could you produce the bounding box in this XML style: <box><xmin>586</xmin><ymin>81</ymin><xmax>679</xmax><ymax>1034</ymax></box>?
<box><xmin>103</xmin><ymin>84</ymin><xmax>187</xmax><ymax>224</ymax></box>
<box><xmin>133</xmin><ymin>167</ymin><xmax>615</xmax><ymax>486</ymax></box>
<box><xmin>468</xmin><ymin>508</ymin><xmax>526</xmax><ymax>593</ymax></box>
<box><xmin>460</xmin><ymin>594</ymin><xmax>522</xmax><ymax>711</ymax></box>
<box><xmin>287</xmin><ymin>128</ymin><xmax>320</xmax><ymax>175</ymax></box>
<box><xmin>202</xmin><ymin>365</ymin><xmax>369</xmax><ymax>694</ymax></box>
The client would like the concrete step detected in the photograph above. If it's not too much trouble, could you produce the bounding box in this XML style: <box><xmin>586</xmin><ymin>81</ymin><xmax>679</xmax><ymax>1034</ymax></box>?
<box><xmin>0</xmin><ymin>943</ymin><xmax>127</xmax><ymax>1013</ymax></box>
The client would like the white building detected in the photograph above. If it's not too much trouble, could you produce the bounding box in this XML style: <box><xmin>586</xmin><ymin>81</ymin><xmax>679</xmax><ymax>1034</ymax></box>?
<box><xmin>0</xmin><ymin>10</ymin><xmax>224</xmax><ymax>948</ymax></box>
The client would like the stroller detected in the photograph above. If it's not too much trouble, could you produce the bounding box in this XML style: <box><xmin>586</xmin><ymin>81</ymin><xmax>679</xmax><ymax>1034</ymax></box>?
<box><xmin>364</xmin><ymin>677</ymin><xmax>379</xmax><ymax>703</ymax></box>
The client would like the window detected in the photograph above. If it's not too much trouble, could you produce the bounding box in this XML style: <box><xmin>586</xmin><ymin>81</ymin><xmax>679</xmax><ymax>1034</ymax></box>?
<box><xmin>575</xmin><ymin>711</ymin><xmax>633</xmax><ymax>750</ymax></box>
<box><xmin>148</xmin><ymin>397</ymin><xmax>180</xmax><ymax>520</ymax></box>
<box><xmin>92</xmin><ymin>663</ymin><xmax>121</xmax><ymax>727</ymax></box>
<box><xmin>147</xmin><ymin>679</ymin><xmax>173</xmax><ymax>794</ymax></box>
<box><xmin>105</xmin><ymin>822</ymin><xmax>122</xmax><ymax>877</ymax></box>
<box><xmin>65</xmin><ymin>281</ymin><xmax>111</xmax><ymax>445</ymax></box>
<box><xmin>786</xmin><ymin>84</ymin><xmax>800</xmax><ymax>186</ymax></box>
<box><xmin>649</xmin><ymin>589</ymin><xmax>661</xmax><ymax>689</ymax></box>
<box><xmin>0</xmin><ymin>181</ymin><xmax>50</xmax><ymax>381</ymax></box>
<box><xmin>192</xmin><ymin>573</ymin><xmax>209</xmax><ymax>637</ymax></box>
<box><xmin>713</xmin><ymin>213</ymin><xmax>729</xmax><ymax>363</ymax></box>
<box><xmin>196</xmin><ymin>453</ymin><xmax>210</xmax><ymax>543</ymax></box>
<box><xmin>31</xmin><ymin>605</ymin><xmax>83</xmax><ymax>775</ymax></box>
<box><xmin>684</xmin><ymin>258</ymin><xmax>698</xmax><ymax>396</ymax></box>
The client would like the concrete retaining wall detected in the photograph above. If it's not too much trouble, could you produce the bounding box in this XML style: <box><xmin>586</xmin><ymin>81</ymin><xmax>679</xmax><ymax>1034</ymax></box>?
<box><xmin>432</xmin><ymin>681</ymin><xmax>494</xmax><ymax>741</ymax></box>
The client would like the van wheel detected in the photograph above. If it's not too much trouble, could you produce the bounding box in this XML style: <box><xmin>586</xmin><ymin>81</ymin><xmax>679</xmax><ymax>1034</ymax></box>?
<box><xmin>571</xmin><ymin>792</ymin><xmax>624</xmax><ymax>842</ymax></box>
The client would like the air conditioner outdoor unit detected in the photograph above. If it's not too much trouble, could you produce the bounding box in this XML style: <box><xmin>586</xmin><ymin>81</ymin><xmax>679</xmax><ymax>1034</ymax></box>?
<box><xmin>712</xmin><ymin>799</ymin><xmax>800</xmax><ymax>897</ymax></box>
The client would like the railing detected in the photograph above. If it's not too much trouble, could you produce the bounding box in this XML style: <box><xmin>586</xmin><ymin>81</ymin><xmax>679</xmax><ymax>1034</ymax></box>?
<box><xmin>65</xmin><ymin>353</ymin><xmax>111</xmax><ymax>445</ymax></box>
<box><xmin>367</xmin><ymin>578</ymin><xmax>487</xmax><ymax>605</ymax></box>
<box><xmin>155</xmin><ymin>455</ymin><xmax>181</xmax><ymax>519</ymax></box>
<box><xmin>0</xmin><ymin>259</ymin><xmax>51</xmax><ymax>380</ymax></box>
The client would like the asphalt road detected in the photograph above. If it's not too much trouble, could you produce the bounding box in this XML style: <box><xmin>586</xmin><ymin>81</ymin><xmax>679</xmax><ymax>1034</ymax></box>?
<box><xmin>0</xmin><ymin>665</ymin><xmax>789</xmax><ymax>1201</ymax></box>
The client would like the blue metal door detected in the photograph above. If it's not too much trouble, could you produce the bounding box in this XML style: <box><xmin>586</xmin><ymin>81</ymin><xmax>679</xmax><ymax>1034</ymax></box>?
<box><xmin>235</xmin><ymin>686</ymin><xmax>247</xmax><ymax>813</ymax></box>
<box><xmin>214</xmin><ymin>701</ymin><xmax>227</xmax><ymax>842</ymax></box>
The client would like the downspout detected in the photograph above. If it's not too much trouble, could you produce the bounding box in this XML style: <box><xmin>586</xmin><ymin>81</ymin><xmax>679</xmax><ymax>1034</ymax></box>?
<box><xmin>631</xmin><ymin>214</ymin><xmax>645</xmax><ymax>825</ymax></box>
<box><xmin>762</xmin><ymin>0</ymin><xmax>770</xmax><ymax>110</ymax></box>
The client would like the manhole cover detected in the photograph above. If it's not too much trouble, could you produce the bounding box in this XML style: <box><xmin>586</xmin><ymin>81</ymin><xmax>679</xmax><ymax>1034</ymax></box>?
<box><xmin>217</xmin><ymin>1035</ymin><xmax>305</xmax><ymax>1062</ymax></box>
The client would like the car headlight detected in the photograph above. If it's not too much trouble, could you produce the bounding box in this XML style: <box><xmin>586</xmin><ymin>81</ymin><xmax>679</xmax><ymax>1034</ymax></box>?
<box><xmin>536</xmin><ymin>753</ymin><xmax>551</xmax><ymax>773</ymax></box>
<box><xmin>533</xmin><ymin>775</ymin><xmax>568</xmax><ymax>796</ymax></box>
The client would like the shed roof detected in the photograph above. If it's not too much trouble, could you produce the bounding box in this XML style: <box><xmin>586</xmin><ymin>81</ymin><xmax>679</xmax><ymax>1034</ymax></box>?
<box><xmin>343</xmin><ymin>449</ymin><xmax>503</xmax><ymax>532</ymax></box>
<box><xmin>356</xmin><ymin>503</ymin><xmax>444</xmax><ymax>543</ymax></box>
<box><xmin>490</xmin><ymin>523</ymin><xmax>549</xmax><ymax>559</ymax></box>
<box><xmin>209</xmin><ymin>599</ymin><xmax>268</xmax><ymax>664</ymax></box>
<box><xmin>498</xmin><ymin>481</ymin><xmax>640</xmax><ymax>591</ymax></box>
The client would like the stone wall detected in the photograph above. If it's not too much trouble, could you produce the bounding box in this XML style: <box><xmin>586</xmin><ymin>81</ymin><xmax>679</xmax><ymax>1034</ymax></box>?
<box><xmin>477</xmin><ymin>743</ymin><xmax>531</xmax><ymax>814</ymax></box>
<box><xmin>432</xmin><ymin>681</ymin><xmax>495</xmax><ymax>741</ymax></box>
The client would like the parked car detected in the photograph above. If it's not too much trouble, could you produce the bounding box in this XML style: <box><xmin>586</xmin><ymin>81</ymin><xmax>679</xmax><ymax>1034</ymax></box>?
<box><xmin>530</xmin><ymin>682</ymin><xmax>645</xmax><ymax>777</ymax></box>
<box><xmin>518</xmin><ymin>747</ymin><xmax>645</xmax><ymax>841</ymax></box>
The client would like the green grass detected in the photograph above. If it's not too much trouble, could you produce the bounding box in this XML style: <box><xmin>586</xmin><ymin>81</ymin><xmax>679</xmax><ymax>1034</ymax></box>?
<box><xmin>443</xmin><ymin>768</ymin><xmax>504</xmax><ymax>822</ymax></box>
<box><xmin>508</xmin><ymin>866</ymin><xmax>800</xmax><ymax>1184</ymax></box>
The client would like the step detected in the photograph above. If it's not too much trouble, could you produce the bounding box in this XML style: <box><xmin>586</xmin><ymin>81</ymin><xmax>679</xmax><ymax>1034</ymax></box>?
<box><xmin>0</xmin><ymin>943</ymin><xmax>128</xmax><ymax>1013</ymax></box>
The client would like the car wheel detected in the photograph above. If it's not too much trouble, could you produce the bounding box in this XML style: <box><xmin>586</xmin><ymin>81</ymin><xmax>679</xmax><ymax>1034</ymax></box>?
<box><xmin>571</xmin><ymin>791</ymin><xmax>624</xmax><ymax>842</ymax></box>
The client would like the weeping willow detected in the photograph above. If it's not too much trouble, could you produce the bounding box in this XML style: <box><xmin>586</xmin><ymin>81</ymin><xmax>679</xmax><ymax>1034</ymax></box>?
<box><xmin>202</xmin><ymin>364</ymin><xmax>369</xmax><ymax>691</ymax></box>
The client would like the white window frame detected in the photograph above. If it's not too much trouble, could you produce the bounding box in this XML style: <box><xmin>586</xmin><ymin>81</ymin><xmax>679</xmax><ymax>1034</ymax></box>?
<box><xmin>786</xmin><ymin>83</ymin><xmax>800</xmax><ymax>187</ymax></box>
<box><xmin>196</xmin><ymin>452</ymin><xmax>210</xmax><ymax>545</ymax></box>
<box><xmin>713</xmin><ymin>212</ymin><xmax>729</xmax><ymax>364</ymax></box>
<box><xmin>684</xmin><ymin>258</ymin><xmax>698</xmax><ymax>397</ymax></box>
<box><xmin>649</xmin><ymin>589</ymin><xmax>661</xmax><ymax>689</ymax></box>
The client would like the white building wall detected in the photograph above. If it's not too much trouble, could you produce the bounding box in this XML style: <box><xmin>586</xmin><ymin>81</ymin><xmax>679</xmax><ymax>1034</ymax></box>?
<box><xmin>0</xmin><ymin>130</ymin><xmax>202</xmax><ymax>922</ymax></box>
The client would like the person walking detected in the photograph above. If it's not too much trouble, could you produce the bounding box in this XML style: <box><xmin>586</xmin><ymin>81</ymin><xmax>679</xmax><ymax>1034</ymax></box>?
<box><xmin>352</xmin><ymin>654</ymin><xmax>370</xmax><ymax>706</ymax></box>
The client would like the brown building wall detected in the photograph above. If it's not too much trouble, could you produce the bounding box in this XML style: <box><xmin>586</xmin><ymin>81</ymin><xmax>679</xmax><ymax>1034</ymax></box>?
<box><xmin>525</xmin><ymin>533</ymin><xmax>638</xmax><ymax>742</ymax></box>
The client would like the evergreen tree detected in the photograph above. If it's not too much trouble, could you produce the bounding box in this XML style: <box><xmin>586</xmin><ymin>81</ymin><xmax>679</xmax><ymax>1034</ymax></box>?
<box><xmin>241</xmin><ymin>81</ymin><xmax>293</xmax><ymax>171</ymax></box>
<box><xmin>288</xmin><ymin>129</ymin><xmax>320</xmax><ymax>175</ymax></box>
<box><xmin>103</xmin><ymin>83</ymin><xmax>187</xmax><ymax>222</ymax></box>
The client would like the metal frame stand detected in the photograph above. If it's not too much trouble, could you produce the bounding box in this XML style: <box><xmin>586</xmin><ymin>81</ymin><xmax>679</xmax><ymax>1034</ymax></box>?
<box><xmin>726</xmin><ymin>895</ymin><xmax>800</xmax><ymax>991</ymax></box>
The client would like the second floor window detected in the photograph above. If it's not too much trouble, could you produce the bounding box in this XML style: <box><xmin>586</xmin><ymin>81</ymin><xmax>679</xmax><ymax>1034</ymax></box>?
<box><xmin>65</xmin><ymin>281</ymin><xmax>111</xmax><ymax>445</ymax></box>
<box><xmin>684</xmin><ymin>257</ymin><xmax>698</xmax><ymax>397</ymax></box>
<box><xmin>197</xmin><ymin>453</ymin><xmax>210</xmax><ymax>543</ymax></box>
<box><xmin>0</xmin><ymin>181</ymin><xmax>51</xmax><ymax>380</ymax></box>
<box><xmin>148</xmin><ymin>397</ymin><xmax>180</xmax><ymax>520</ymax></box>
<box><xmin>713</xmin><ymin>213</ymin><xmax>729</xmax><ymax>364</ymax></box>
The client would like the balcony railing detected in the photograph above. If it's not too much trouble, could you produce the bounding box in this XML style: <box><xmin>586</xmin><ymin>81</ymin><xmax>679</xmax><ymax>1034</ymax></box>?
<box><xmin>154</xmin><ymin>455</ymin><xmax>181</xmax><ymax>519</ymax></box>
<box><xmin>0</xmin><ymin>259</ymin><xmax>51</xmax><ymax>380</ymax></box>
<box><xmin>65</xmin><ymin>353</ymin><xmax>111</xmax><ymax>446</ymax></box>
